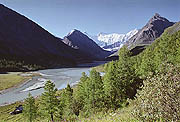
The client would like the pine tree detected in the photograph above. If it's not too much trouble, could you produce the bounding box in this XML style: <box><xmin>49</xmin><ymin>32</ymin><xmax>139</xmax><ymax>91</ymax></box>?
<box><xmin>59</xmin><ymin>84</ymin><xmax>75</xmax><ymax>120</ymax></box>
<box><xmin>74</xmin><ymin>72</ymin><xmax>88</xmax><ymax>115</ymax></box>
<box><xmin>117</xmin><ymin>46</ymin><xmax>140</xmax><ymax>100</ymax></box>
<box><xmin>117</xmin><ymin>46</ymin><xmax>135</xmax><ymax>95</ymax></box>
<box><xmin>41</xmin><ymin>80</ymin><xmax>58</xmax><ymax>122</ymax></box>
<box><xmin>23</xmin><ymin>93</ymin><xmax>37</xmax><ymax>122</ymax></box>
<box><xmin>84</xmin><ymin>69</ymin><xmax>104</xmax><ymax>114</ymax></box>
<box><xmin>64</xmin><ymin>84</ymin><xmax>73</xmax><ymax>117</ymax></box>
<box><xmin>104</xmin><ymin>46</ymin><xmax>139</xmax><ymax>109</ymax></box>
<box><xmin>103</xmin><ymin>61</ymin><xmax>119</xmax><ymax>109</ymax></box>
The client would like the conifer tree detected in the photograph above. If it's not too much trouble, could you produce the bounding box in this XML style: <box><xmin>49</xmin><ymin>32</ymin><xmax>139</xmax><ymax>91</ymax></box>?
<box><xmin>74</xmin><ymin>72</ymin><xmax>88</xmax><ymax>115</ymax></box>
<box><xmin>23</xmin><ymin>93</ymin><xmax>37</xmax><ymax>122</ymax></box>
<box><xmin>117</xmin><ymin>46</ymin><xmax>136</xmax><ymax>98</ymax></box>
<box><xmin>64</xmin><ymin>84</ymin><xmax>73</xmax><ymax>117</ymax></box>
<box><xmin>41</xmin><ymin>80</ymin><xmax>58</xmax><ymax>122</ymax></box>
<box><xmin>104</xmin><ymin>46</ymin><xmax>139</xmax><ymax>109</ymax></box>
<box><xmin>84</xmin><ymin>69</ymin><xmax>104</xmax><ymax>113</ymax></box>
<box><xmin>103</xmin><ymin>61</ymin><xmax>119</xmax><ymax>109</ymax></box>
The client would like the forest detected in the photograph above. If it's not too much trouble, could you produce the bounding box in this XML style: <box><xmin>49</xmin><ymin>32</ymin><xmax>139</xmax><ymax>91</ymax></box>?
<box><xmin>15</xmin><ymin>29</ymin><xmax>180</xmax><ymax>121</ymax></box>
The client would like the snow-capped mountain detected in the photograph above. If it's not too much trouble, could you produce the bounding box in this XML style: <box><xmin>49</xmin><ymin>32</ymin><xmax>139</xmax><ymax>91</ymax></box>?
<box><xmin>85</xmin><ymin>29</ymin><xmax>138</xmax><ymax>51</ymax></box>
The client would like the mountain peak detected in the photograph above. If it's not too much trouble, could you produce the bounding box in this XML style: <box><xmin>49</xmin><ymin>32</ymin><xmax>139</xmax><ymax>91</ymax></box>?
<box><xmin>67</xmin><ymin>29</ymin><xmax>83</xmax><ymax>36</ymax></box>
<box><xmin>153</xmin><ymin>13</ymin><xmax>161</xmax><ymax>18</ymax></box>
<box><xmin>148</xmin><ymin>13</ymin><xmax>170</xmax><ymax>24</ymax></box>
<box><xmin>62</xmin><ymin>29</ymin><xmax>111</xmax><ymax>60</ymax></box>
<box><xmin>126</xmin><ymin>14</ymin><xmax>175</xmax><ymax>49</ymax></box>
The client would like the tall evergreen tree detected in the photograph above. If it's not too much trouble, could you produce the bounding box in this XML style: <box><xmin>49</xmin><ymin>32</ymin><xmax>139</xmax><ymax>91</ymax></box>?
<box><xmin>41</xmin><ymin>80</ymin><xmax>58</xmax><ymax>122</ymax></box>
<box><xmin>23</xmin><ymin>93</ymin><xmax>37</xmax><ymax>122</ymax></box>
<box><xmin>117</xmin><ymin>46</ymin><xmax>138</xmax><ymax>99</ymax></box>
<box><xmin>104</xmin><ymin>46</ymin><xmax>139</xmax><ymax>109</ymax></box>
<box><xmin>63</xmin><ymin>84</ymin><xmax>74</xmax><ymax>118</ymax></box>
<box><xmin>84</xmin><ymin>69</ymin><xmax>104</xmax><ymax>114</ymax></box>
<box><xmin>73</xmin><ymin>72</ymin><xmax>88</xmax><ymax>115</ymax></box>
<box><xmin>103</xmin><ymin>61</ymin><xmax>119</xmax><ymax>109</ymax></box>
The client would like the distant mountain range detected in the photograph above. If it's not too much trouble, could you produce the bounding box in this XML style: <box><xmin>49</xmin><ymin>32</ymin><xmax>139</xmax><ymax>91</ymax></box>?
<box><xmin>0</xmin><ymin>4</ymin><xmax>110</xmax><ymax>71</ymax></box>
<box><xmin>110</xmin><ymin>13</ymin><xmax>175</xmax><ymax>56</ymax></box>
<box><xmin>85</xmin><ymin>13</ymin><xmax>175</xmax><ymax>54</ymax></box>
<box><xmin>0</xmin><ymin>4</ymin><xmax>177</xmax><ymax>71</ymax></box>
<box><xmin>85</xmin><ymin>29</ymin><xmax>138</xmax><ymax>51</ymax></box>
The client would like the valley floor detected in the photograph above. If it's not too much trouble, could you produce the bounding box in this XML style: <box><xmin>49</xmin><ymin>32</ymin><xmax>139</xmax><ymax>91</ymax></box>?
<box><xmin>0</xmin><ymin>72</ymin><xmax>40</xmax><ymax>94</ymax></box>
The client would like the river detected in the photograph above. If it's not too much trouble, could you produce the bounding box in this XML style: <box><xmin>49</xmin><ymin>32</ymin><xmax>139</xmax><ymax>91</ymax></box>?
<box><xmin>0</xmin><ymin>61</ymin><xmax>106</xmax><ymax>106</ymax></box>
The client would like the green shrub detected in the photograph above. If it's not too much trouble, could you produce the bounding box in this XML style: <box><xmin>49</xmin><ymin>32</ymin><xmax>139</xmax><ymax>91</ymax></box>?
<box><xmin>132</xmin><ymin>64</ymin><xmax>180</xmax><ymax>121</ymax></box>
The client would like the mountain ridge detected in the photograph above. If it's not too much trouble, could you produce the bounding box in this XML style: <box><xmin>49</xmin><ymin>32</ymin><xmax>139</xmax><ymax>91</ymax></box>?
<box><xmin>126</xmin><ymin>13</ymin><xmax>175</xmax><ymax>49</ymax></box>
<box><xmin>62</xmin><ymin>29</ymin><xmax>111</xmax><ymax>60</ymax></box>
<box><xmin>0</xmin><ymin>4</ymin><xmax>110</xmax><ymax>71</ymax></box>
<box><xmin>85</xmin><ymin>29</ymin><xmax>138</xmax><ymax>51</ymax></box>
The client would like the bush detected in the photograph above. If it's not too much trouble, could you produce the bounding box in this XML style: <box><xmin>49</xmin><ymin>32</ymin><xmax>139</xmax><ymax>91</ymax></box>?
<box><xmin>132</xmin><ymin>64</ymin><xmax>180</xmax><ymax>121</ymax></box>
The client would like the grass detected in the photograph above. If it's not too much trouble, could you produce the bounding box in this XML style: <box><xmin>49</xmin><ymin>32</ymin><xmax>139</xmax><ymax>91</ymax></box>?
<box><xmin>0</xmin><ymin>102</ymin><xmax>136</xmax><ymax>122</ymax></box>
<box><xmin>0</xmin><ymin>101</ymin><xmax>47</xmax><ymax>122</ymax></box>
<box><xmin>77</xmin><ymin>105</ymin><xmax>137</xmax><ymax>122</ymax></box>
<box><xmin>0</xmin><ymin>73</ymin><xmax>30</xmax><ymax>91</ymax></box>
<box><xmin>0</xmin><ymin>102</ymin><xmax>24</xmax><ymax>122</ymax></box>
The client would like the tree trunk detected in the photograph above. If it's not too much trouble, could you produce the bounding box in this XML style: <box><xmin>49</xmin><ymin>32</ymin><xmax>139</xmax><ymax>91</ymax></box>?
<box><xmin>51</xmin><ymin>113</ymin><xmax>54</xmax><ymax>122</ymax></box>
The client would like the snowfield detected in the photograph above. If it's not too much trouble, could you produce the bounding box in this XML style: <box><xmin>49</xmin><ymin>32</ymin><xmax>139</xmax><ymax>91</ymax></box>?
<box><xmin>85</xmin><ymin>29</ymin><xmax>138</xmax><ymax>51</ymax></box>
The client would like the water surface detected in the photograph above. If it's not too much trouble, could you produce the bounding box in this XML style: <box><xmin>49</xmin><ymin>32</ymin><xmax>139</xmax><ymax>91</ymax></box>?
<box><xmin>0</xmin><ymin>67</ymin><xmax>91</xmax><ymax>106</ymax></box>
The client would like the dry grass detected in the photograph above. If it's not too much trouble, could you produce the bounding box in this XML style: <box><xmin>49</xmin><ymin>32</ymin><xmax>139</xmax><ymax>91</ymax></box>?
<box><xmin>0</xmin><ymin>73</ymin><xmax>30</xmax><ymax>91</ymax></box>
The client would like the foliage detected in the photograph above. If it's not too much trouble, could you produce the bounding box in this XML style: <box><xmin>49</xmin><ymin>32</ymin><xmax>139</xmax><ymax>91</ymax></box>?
<box><xmin>73</xmin><ymin>72</ymin><xmax>88</xmax><ymax>115</ymax></box>
<box><xmin>23</xmin><ymin>93</ymin><xmax>37</xmax><ymax>122</ymax></box>
<box><xmin>103</xmin><ymin>61</ymin><xmax>120</xmax><ymax>109</ymax></box>
<box><xmin>103</xmin><ymin>46</ymin><xmax>142</xmax><ymax>110</ymax></box>
<box><xmin>82</xmin><ymin>69</ymin><xmax>105</xmax><ymax>116</ymax></box>
<box><xmin>0</xmin><ymin>59</ymin><xmax>42</xmax><ymax>72</ymax></box>
<box><xmin>117</xmin><ymin>46</ymin><xmax>141</xmax><ymax>99</ymax></box>
<box><xmin>78</xmin><ymin>104</ymin><xmax>137</xmax><ymax>122</ymax></box>
<box><xmin>60</xmin><ymin>84</ymin><xmax>75</xmax><ymax>120</ymax></box>
<box><xmin>40</xmin><ymin>80</ymin><xmax>59</xmax><ymax>122</ymax></box>
<box><xmin>137</xmin><ymin>31</ymin><xmax>180</xmax><ymax>77</ymax></box>
<box><xmin>132</xmin><ymin>64</ymin><xmax>180</xmax><ymax>121</ymax></box>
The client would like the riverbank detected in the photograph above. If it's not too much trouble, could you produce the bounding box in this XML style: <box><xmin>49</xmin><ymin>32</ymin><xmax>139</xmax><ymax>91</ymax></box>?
<box><xmin>0</xmin><ymin>68</ymin><xmax>91</xmax><ymax>106</ymax></box>
<box><xmin>0</xmin><ymin>72</ymin><xmax>41</xmax><ymax>94</ymax></box>
<box><xmin>0</xmin><ymin>61</ymin><xmax>107</xmax><ymax>107</ymax></box>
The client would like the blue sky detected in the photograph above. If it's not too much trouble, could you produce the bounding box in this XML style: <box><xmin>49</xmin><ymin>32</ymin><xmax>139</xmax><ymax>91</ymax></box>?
<box><xmin>1</xmin><ymin>0</ymin><xmax>180</xmax><ymax>37</ymax></box>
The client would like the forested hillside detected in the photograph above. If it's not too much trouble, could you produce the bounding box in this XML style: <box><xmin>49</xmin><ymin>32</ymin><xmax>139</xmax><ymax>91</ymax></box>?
<box><xmin>8</xmin><ymin>23</ymin><xmax>178</xmax><ymax>122</ymax></box>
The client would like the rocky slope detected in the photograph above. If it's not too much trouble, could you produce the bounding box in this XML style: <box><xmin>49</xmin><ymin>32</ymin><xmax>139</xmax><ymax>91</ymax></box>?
<box><xmin>126</xmin><ymin>13</ymin><xmax>175</xmax><ymax>49</ymax></box>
